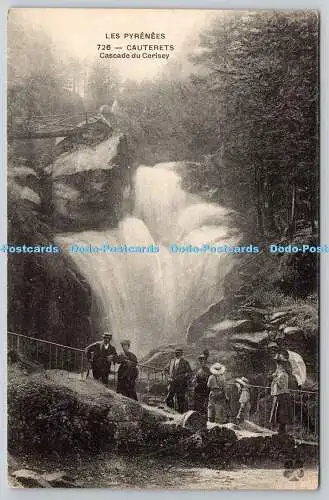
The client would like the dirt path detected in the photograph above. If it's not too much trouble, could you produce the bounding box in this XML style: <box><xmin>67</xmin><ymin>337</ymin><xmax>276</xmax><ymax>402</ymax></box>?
<box><xmin>9</xmin><ymin>452</ymin><xmax>318</xmax><ymax>490</ymax></box>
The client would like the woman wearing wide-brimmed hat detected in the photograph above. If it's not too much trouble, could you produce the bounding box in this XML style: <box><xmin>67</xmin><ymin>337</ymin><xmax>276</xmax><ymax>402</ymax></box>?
<box><xmin>207</xmin><ymin>363</ymin><xmax>228</xmax><ymax>423</ymax></box>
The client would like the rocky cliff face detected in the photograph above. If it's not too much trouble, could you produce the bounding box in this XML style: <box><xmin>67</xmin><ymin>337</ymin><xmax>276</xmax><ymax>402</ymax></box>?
<box><xmin>51</xmin><ymin>134</ymin><xmax>131</xmax><ymax>232</ymax></box>
<box><xmin>7</xmin><ymin>128</ymin><xmax>133</xmax><ymax>347</ymax></box>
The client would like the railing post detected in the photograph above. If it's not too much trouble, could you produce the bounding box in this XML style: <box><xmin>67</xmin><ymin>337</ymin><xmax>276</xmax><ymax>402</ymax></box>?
<box><xmin>48</xmin><ymin>343</ymin><xmax>52</xmax><ymax>370</ymax></box>
<box><xmin>300</xmin><ymin>391</ymin><xmax>303</xmax><ymax>436</ymax></box>
<box><xmin>293</xmin><ymin>391</ymin><xmax>296</xmax><ymax>434</ymax></box>
<box><xmin>80</xmin><ymin>352</ymin><xmax>84</xmax><ymax>380</ymax></box>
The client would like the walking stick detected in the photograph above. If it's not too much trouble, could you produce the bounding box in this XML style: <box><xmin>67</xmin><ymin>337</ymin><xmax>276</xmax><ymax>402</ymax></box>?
<box><xmin>269</xmin><ymin>396</ymin><xmax>278</xmax><ymax>425</ymax></box>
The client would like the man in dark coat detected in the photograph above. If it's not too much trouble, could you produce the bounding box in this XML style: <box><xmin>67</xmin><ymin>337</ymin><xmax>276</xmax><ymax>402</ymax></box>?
<box><xmin>116</xmin><ymin>340</ymin><xmax>139</xmax><ymax>400</ymax></box>
<box><xmin>164</xmin><ymin>347</ymin><xmax>192</xmax><ymax>413</ymax></box>
<box><xmin>85</xmin><ymin>332</ymin><xmax>117</xmax><ymax>385</ymax></box>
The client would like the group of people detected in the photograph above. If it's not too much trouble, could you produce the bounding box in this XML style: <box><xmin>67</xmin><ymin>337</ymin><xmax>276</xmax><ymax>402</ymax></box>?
<box><xmin>164</xmin><ymin>346</ymin><xmax>293</xmax><ymax>434</ymax></box>
<box><xmin>85</xmin><ymin>332</ymin><xmax>138</xmax><ymax>400</ymax></box>
<box><xmin>164</xmin><ymin>347</ymin><xmax>251</xmax><ymax>424</ymax></box>
<box><xmin>85</xmin><ymin>334</ymin><xmax>292</xmax><ymax>434</ymax></box>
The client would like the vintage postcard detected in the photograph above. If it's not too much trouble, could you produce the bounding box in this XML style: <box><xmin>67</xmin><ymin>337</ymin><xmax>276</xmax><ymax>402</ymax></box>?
<box><xmin>6</xmin><ymin>8</ymin><xmax>319</xmax><ymax>489</ymax></box>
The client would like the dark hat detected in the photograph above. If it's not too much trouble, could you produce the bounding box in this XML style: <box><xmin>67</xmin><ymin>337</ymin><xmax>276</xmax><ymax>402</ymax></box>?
<box><xmin>198</xmin><ymin>354</ymin><xmax>207</xmax><ymax>360</ymax></box>
<box><xmin>120</xmin><ymin>339</ymin><xmax>131</xmax><ymax>346</ymax></box>
<box><xmin>267</xmin><ymin>342</ymin><xmax>279</xmax><ymax>350</ymax></box>
<box><xmin>102</xmin><ymin>332</ymin><xmax>112</xmax><ymax>338</ymax></box>
<box><xmin>274</xmin><ymin>351</ymin><xmax>289</xmax><ymax>362</ymax></box>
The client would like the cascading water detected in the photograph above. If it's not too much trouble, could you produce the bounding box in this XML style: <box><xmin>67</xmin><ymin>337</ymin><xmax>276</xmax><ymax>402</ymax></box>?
<box><xmin>56</xmin><ymin>162</ymin><xmax>240</xmax><ymax>356</ymax></box>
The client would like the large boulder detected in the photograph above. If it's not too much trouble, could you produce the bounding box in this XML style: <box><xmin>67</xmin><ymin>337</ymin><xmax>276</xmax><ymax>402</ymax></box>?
<box><xmin>197</xmin><ymin>319</ymin><xmax>264</xmax><ymax>349</ymax></box>
<box><xmin>52</xmin><ymin>134</ymin><xmax>132</xmax><ymax>231</ymax></box>
<box><xmin>230</xmin><ymin>331</ymin><xmax>269</xmax><ymax>352</ymax></box>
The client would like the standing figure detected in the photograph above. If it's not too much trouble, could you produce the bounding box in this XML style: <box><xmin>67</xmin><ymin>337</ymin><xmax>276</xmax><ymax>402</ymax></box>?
<box><xmin>85</xmin><ymin>332</ymin><xmax>117</xmax><ymax>385</ymax></box>
<box><xmin>207</xmin><ymin>363</ymin><xmax>228</xmax><ymax>423</ymax></box>
<box><xmin>116</xmin><ymin>340</ymin><xmax>139</xmax><ymax>400</ymax></box>
<box><xmin>235</xmin><ymin>377</ymin><xmax>251</xmax><ymax>424</ymax></box>
<box><xmin>164</xmin><ymin>347</ymin><xmax>192</xmax><ymax>413</ymax></box>
<box><xmin>193</xmin><ymin>354</ymin><xmax>211</xmax><ymax>415</ymax></box>
<box><xmin>270</xmin><ymin>352</ymin><xmax>291</xmax><ymax>435</ymax></box>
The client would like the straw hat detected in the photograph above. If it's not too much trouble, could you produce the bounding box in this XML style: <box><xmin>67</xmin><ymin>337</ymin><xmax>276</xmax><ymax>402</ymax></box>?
<box><xmin>102</xmin><ymin>332</ymin><xmax>112</xmax><ymax>338</ymax></box>
<box><xmin>235</xmin><ymin>377</ymin><xmax>249</xmax><ymax>387</ymax></box>
<box><xmin>210</xmin><ymin>363</ymin><xmax>226</xmax><ymax>375</ymax></box>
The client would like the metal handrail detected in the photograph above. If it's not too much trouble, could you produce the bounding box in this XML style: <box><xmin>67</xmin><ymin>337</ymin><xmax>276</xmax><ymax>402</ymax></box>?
<box><xmin>242</xmin><ymin>383</ymin><xmax>318</xmax><ymax>395</ymax></box>
<box><xmin>8</xmin><ymin>331</ymin><xmax>85</xmax><ymax>353</ymax></box>
<box><xmin>7</xmin><ymin>332</ymin><xmax>318</xmax><ymax>394</ymax></box>
<box><xmin>7</xmin><ymin>331</ymin><xmax>318</xmax><ymax>438</ymax></box>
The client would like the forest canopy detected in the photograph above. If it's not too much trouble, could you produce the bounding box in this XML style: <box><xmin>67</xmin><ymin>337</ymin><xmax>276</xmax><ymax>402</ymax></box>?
<box><xmin>118</xmin><ymin>10</ymin><xmax>319</xmax><ymax>243</ymax></box>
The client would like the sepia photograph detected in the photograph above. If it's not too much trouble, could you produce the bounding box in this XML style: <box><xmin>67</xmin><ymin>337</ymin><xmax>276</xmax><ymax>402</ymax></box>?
<box><xmin>6</xmin><ymin>8</ymin><xmax>319</xmax><ymax>489</ymax></box>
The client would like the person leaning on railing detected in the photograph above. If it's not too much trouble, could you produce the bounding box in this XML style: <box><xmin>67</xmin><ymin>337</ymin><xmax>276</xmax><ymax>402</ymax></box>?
<box><xmin>85</xmin><ymin>332</ymin><xmax>118</xmax><ymax>385</ymax></box>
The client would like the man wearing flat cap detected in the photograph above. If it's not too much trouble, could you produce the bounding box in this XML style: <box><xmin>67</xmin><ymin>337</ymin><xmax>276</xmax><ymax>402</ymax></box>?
<box><xmin>164</xmin><ymin>347</ymin><xmax>192</xmax><ymax>413</ymax></box>
<box><xmin>85</xmin><ymin>332</ymin><xmax>118</xmax><ymax>385</ymax></box>
<box><xmin>116</xmin><ymin>340</ymin><xmax>139</xmax><ymax>400</ymax></box>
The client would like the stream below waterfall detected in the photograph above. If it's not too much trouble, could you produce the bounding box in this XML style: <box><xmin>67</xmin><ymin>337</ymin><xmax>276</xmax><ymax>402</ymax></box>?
<box><xmin>57</xmin><ymin>162</ymin><xmax>240</xmax><ymax>356</ymax></box>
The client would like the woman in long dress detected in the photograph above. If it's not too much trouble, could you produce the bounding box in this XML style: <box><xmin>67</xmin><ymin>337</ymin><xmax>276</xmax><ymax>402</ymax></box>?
<box><xmin>193</xmin><ymin>354</ymin><xmax>211</xmax><ymax>415</ymax></box>
<box><xmin>270</xmin><ymin>352</ymin><xmax>291</xmax><ymax>434</ymax></box>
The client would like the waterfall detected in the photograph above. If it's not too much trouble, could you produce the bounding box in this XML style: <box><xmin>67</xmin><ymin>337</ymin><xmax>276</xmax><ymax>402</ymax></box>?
<box><xmin>56</xmin><ymin>163</ymin><xmax>240</xmax><ymax>356</ymax></box>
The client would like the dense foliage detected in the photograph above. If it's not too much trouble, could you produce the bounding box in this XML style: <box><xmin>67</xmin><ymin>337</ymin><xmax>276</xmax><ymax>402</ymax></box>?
<box><xmin>119</xmin><ymin>11</ymin><xmax>319</xmax><ymax>243</ymax></box>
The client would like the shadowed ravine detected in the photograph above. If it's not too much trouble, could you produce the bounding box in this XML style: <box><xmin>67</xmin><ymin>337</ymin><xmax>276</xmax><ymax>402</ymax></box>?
<box><xmin>57</xmin><ymin>162</ymin><xmax>240</xmax><ymax>356</ymax></box>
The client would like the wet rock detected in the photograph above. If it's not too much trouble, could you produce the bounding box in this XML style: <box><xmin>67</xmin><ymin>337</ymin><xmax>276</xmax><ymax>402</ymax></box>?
<box><xmin>52</xmin><ymin>134</ymin><xmax>131</xmax><ymax>231</ymax></box>
<box><xmin>231</xmin><ymin>331</ymin><xmax>269</xmax><ymax>349</ymax></box>
<box><xmin>176</xmin><ymin>410</ymin><xmax>207</xmax><ymax>431</ymax></box>
<box><xmin>12</xmin><ymin>469</ymin><xmax>52</xmax><ymax>488</ymax></box>
<box><xmin>210</xmin><ymin>319</ymin><xmax>264</xmax><ymax>335</ymax></box>
<box><xmin>237</xmin><ymin>306</ymin><xmax>269</xmax><ymax>322</ymax></box>
<box><xmin>269</xmin><ymin>311</ymin><xmax>294</xmax><ymax>324</ymax></box>
<box><xmin>284</xmin><ymin>326</ymin><xmax>303</xmax><ymax>336</ymax></box>
<box><xmin>198</xmin><ymin>319</ymin><xmax>264</xmax><ymax>349</ymax></box>
<box><xmin>42</xmin><ymin>472</ymin><xmax>77</xmax><ymax>488</ymax></box>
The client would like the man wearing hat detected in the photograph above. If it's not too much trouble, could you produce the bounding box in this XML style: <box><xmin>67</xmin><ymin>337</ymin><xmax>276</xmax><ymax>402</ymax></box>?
<box><xmin>116</xmin><ymin>340</ymin><xmax>139</xmax><ymax>400</ymax></box>
<box><xmin>207</xmin><ymin>363</ymin><xmax>228</xmax><ymax>423</ymax></box>
<box><xmin>164</xmin><ymin>347</ymin><xmax>192</xmax><ymax>413</ymax></box>
<box><xmin>235</xmin><ymin>377</ymin><xmax>251</xmax><ymax>424</ymax></box>
<box><xmin>193</xmin><ymin>353</ymin><xmax>211</xmax><ymax>415</ymax></box>
<box><xmin>85</xmin><ymin>332</ymin><xmax>118</xmax><ymax>385</ymax></box>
